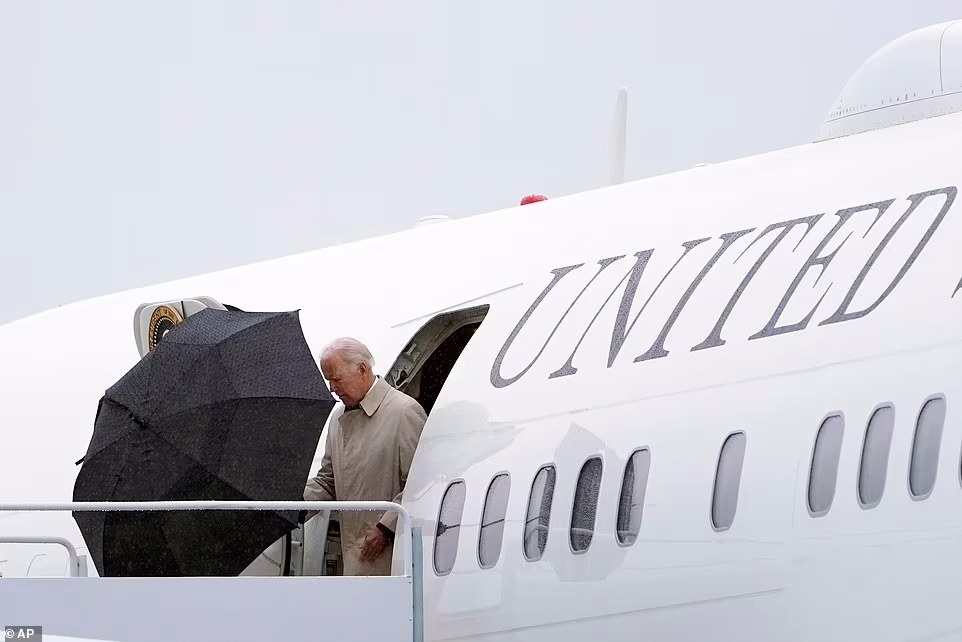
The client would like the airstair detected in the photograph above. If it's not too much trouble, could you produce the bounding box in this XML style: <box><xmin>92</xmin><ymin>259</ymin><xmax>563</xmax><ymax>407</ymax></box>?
<box><xmin>0</xmin><ymin>501</ymin><xmax>424</xmax><ymax>642</ymax></box>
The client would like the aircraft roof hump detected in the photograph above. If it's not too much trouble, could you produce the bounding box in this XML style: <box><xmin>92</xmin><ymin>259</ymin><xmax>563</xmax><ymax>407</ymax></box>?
<box><xmin>816</xmin><ymin>20</ymin><xmax>962</xmax><ymax>142</ymax></box>
<box><xmin>414</xmin><ymin>215</ymin><xmax>451</xmax><ymax>227</ymax></box>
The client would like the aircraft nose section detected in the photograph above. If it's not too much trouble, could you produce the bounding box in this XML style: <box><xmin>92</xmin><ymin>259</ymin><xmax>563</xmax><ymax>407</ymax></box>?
<box><xmin>0</xmin><ymin>301</ymin><xmax>139</xmax><ymax>577</ymax></box>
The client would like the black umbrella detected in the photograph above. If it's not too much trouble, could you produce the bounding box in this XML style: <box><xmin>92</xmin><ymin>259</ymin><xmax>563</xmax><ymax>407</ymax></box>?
<box><xmin>72</xmin><ymin>308</ymin><xmax>334</xmax><ymax>577</ymax></box>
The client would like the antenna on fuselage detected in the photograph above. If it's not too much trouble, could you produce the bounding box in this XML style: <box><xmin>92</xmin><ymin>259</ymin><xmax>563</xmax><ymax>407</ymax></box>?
<box><xmin>608</xmin><ymin>87</ymin><xmax>628</xmax><ymax>186</ymax></box>
<box><xmin>517</xmin><ymin>87</ymin><xmax>628</xmax><ymax>205</ymax></box>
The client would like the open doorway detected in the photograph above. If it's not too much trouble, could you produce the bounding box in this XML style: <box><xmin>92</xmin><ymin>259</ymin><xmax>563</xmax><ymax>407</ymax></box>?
<box><xmin>297</xmin><ymin>305</ymin><xmax>490</xmax><ymax>577</ymax></box>
<box><xmin>385</xmin><ymin>304</ymin><xmax>489</xmax><ymax>414</ymax></box>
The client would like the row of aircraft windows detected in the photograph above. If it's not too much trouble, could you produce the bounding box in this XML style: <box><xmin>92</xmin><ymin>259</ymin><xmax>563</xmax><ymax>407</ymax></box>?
<box><xmin>433</xmin><ymin>443</ymin><xmax>707</xmax><ymax>576</ymax></box>
<box><xmin>432</xmin><ymin>394</ymin><xmax>948</xmax><ymax>576</ymax></box>
<box><xmin>807</xmin><ymin>395</ymin><xmax>947</xmax><ymax>515</ymax></box>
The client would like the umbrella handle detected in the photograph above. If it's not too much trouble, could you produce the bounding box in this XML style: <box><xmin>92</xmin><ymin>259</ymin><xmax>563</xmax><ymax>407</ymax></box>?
<box><xmin>282</xmin><ymin>531</ymin><xmax>292</xmax><ymax>576</ymax></box>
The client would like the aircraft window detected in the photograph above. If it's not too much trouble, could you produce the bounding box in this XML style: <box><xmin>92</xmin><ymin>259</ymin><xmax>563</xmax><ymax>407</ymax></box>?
<box><xmin>909</xmin><ymin>396</ymin><xmax>946</xmax><ymax>499</ymax></box>
<box><xmin>711</xmin><ymin>432</ymin><xmax>747</xmax><ymax>531</ymax></box>
<box><xmin>523</xmin><ymin>466</ymin><xmax>556</xmax><ymax>561</ymax></box>
<box><xmin>616</xmin><ymin>448</ymin><xmax>651</xmax><ymax>546</ymax></box>
<box><xmin>808</xmin><ymin>414</ymin><xmax>845</xmax><ymax>517</ymax></box>
<box><xmin>434</xmin><ymin>480</ymin><xmax>466</xmax><ymax>576</ymax></box>
<box><xmin>570</xmin><ymin>457</ymin><xmax>603</xmax><ymax>553</ymax></box>
<box><xmin>858</xmin><ymin>405</ymin><xmax>895</xmax><ymax>509</ymax></box>
<box><xmin>478</xmin><ymin>473</ymin><xmax>511</xmax><ymax>569</ymax></box>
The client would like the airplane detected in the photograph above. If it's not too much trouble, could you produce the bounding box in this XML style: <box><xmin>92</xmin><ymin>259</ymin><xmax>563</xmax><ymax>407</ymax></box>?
<box><xmin>3</xmin><ymin>17</ymin><xmax>962</xmax><ymax>642</ymax></box>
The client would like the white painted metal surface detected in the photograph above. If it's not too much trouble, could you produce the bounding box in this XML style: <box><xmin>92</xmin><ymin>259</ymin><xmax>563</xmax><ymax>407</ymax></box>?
<box><xmin>42</xmin><ymin>637</ymin><xmax>120</xmax><ymax>642</ymax></box>
<box><xmin>609</xmin><ymin>87</ymin><xmax>628</xmax><ymax>185</ymax></box>
<box><xmin>816</xmin><ymin>20</ymin><xmax>962</xmax><ymax>141</ymax></box>
<box><xmin>6</xmin><ymin>576</ymin><xmax>413</xmax><ymax>642</ymax></box>
<box><xmin>0</xmin><ymin>536</ymin><xmax>81</xmax><ymax>577</ymax></box>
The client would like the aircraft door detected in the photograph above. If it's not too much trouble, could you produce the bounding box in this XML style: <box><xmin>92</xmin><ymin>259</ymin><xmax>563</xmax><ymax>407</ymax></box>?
<box><xmin>385</xmin><ymin>304</ymin><xmax>490</xmax><ymax>414</ymax></box>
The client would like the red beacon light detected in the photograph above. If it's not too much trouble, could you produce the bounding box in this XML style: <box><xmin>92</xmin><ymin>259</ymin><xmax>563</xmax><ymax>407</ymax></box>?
<box><xmin>520</xmin><ymin>194</ymin><xmax>548</xmax><ymax>206</ymax></box>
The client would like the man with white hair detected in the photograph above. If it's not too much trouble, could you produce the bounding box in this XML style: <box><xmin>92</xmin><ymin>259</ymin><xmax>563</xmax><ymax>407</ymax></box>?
<box><xmin>304</xmin><ymin>337</ymin><xmax>427</xmax><ymax>576</ymax></box>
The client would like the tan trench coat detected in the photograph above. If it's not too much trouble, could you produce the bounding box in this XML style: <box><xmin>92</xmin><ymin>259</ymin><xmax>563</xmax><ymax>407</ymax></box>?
<box><xmin>304</xmin><ymin>377</ymin><xmax>427</xmax><ymax>576</ymax></box>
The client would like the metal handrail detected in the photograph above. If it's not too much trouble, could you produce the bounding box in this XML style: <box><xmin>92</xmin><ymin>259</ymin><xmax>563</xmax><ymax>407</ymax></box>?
<box><xmin>0</xmin><ymin>537</ymin><xmax>82</xmax><ymax>577</ymax></box>
<box><xmin>0</xmin><ymin>501</ymin><xmax>413</xmax><ymax>579</ymax></box>
<box><xmin>0</xmin><ymin>501</ymin><xmax>424</xmax><ymax>642</ymax></box>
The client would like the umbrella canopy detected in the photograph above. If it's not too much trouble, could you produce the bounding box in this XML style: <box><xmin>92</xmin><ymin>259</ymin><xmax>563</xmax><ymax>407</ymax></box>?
<box><xmin>72</xmin><ymin>308</ymin><xmax>335</xmax><ymax>577</ymax></box>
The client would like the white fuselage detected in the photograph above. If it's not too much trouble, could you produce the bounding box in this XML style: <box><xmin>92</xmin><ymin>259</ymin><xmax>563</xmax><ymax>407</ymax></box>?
<box><xmin>4</xmin><ymin>105</ymin><xmax>962</xmax><ymax>641</ymax></box>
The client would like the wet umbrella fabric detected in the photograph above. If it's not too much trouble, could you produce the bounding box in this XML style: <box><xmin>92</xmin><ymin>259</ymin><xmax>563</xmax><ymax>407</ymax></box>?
<box><xmin>72</xmin><ymin>309</ymin><xmax>334</xmax><ymax>577</ymax></box>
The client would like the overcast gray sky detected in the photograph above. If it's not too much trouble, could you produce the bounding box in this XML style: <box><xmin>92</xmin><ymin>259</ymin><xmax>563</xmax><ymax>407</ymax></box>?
<box><xmin>1</xmin><ymin>2</ymin><xmax>959</xmax><ymax>325</ymax></box>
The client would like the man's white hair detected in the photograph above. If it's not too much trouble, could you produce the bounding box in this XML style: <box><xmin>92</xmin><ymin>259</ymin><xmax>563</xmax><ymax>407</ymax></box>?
<box><xmin>320</xmin><ymin>337</ymin><xmax>376</xmax><ymax>369</ymax></box>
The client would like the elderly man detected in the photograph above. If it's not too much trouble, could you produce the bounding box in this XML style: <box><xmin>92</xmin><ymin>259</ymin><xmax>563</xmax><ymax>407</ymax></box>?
<box><xmin>304</xmin><ymin>337</ymin><xmax>427</xmax><ymax>576</ymax></box>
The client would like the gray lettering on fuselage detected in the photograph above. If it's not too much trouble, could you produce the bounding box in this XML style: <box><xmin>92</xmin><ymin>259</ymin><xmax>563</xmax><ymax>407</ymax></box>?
<box><xmin>489</xmin><ymin>186</ymin><xmax>959</xmax><ymax>388</ymax></box>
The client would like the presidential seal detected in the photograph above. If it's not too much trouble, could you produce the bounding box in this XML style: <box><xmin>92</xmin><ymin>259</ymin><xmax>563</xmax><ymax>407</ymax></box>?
<box><xmin>148</xmin><ymin>305</ymin><xmax>183</xmax><ymax>352</ymax></box>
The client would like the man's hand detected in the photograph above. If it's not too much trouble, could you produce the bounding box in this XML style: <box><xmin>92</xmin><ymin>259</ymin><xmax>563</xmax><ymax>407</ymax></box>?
<box><xmin>358</xmin><ymin>525</ymin><xmax>390</xmax><ymax>563</ymax></box>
